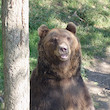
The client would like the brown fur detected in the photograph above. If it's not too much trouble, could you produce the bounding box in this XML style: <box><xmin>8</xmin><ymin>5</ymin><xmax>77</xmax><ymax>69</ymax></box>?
<box><xmin>30</xmin><ymin>22</ymin><xmax>95</xmax><ymax>110</ymax></box>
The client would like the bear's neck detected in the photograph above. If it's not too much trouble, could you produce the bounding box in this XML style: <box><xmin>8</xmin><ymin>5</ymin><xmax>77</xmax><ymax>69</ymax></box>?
<box><xmin>37</xmin><ymin>54</ymin><xmax>81</xmax><ymax>79</ymax></box>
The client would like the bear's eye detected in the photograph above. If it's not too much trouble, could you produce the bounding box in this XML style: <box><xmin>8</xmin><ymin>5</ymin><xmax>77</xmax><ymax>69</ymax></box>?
<box><xmin>67</xmin><ymin>37</ymin><xmax>71</xmax><ymax>41</ymax></box>
<box><xmin>50</xmin><ymin>39</ymin><xmax>54</xmax><ymax>43</ymax></box>
<box><xmin>50</xmin><ymin>38</ymin><xmax>58</xmax><ymax>43</ymax></box>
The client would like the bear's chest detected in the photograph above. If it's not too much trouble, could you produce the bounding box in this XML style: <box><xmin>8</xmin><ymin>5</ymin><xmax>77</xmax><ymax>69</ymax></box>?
<box><xmin>31</xmin><ymin>77</ymin><xmax>86</xmax><ymax>110</ymax></box>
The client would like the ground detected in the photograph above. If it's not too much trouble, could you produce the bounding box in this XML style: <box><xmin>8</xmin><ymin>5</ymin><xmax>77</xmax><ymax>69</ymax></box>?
<box><xmin>84</xmin><ymin>46</ymin><xmax>110</xmax><ymax>110</ymax></box>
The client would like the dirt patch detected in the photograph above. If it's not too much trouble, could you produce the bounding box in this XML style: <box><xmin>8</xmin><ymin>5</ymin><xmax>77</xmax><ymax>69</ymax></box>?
<box><xmin>85</xmin><ymin>70</ymin><xmax>110</xmax><ymax>110</ymax></box>
<box><xmin>84</xmin><ymin>46</ymin><xmax>110</xmax><ymax>110</ymax></box>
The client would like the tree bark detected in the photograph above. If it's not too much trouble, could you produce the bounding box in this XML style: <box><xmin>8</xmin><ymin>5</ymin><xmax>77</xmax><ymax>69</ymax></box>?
<box><xmin>2</xmin><ymin>0</ymin><xmax>30</xmax><ymax>110</ymax></box>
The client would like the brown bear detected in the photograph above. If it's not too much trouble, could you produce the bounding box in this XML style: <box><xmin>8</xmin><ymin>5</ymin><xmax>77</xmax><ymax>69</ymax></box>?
<box><xmin>30</xmin><ymin>22</ymin><xmax>95</xmax><ymax>110</ymax></box>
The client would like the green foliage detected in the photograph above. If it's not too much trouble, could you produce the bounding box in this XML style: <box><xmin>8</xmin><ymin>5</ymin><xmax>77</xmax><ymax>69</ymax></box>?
<box><xmin>29</xmin><ymin>30</ymin><xmax>39</xmax><ymax>72</ymax></box>
<box><xmin>29</xmin><ymin>0</ymin><xmax>110</xmax><ymax>63</ymax></box>
<box><xmin>0</xmin><ymin>22</ymin><xmax>4</xmax><ymax>110</ymax></box>
<box><xmin>81</xmin><ymin>65</ymin><xmax>87</xmax><ymax>79</ymax></box>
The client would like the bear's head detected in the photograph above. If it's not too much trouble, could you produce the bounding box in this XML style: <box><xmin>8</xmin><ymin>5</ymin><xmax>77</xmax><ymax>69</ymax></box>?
<box><xmin>38</xmin><ymin>22</ymin><xmax>81</xmax><ymax>78</ymax></box>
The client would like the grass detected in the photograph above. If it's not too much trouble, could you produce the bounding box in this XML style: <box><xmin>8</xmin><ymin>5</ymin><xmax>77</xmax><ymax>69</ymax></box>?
<box><xmin>0</xmin><ymin>23</ymin><xmax>3</xmax><ymax>93</ymax></box>
<box><xmin>0</xmin><ymin>1</ymin><xmax>4</xmax><ymax>109</ymax></box>
<box><xmin>29</xmin><ymin>0</ymin><xmax>110</xmax><ymax>67</ymax></box>
<box><xmin>1</xmin><ymin>0</ymin><xmax>110</xmax><ymax>109</ymax></box>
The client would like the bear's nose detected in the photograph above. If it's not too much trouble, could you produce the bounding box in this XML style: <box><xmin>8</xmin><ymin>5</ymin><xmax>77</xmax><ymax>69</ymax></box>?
<box><xmin>58</xmin><ymin>43</ymin><xmax>68</xmax><ymax>54</ymax></box>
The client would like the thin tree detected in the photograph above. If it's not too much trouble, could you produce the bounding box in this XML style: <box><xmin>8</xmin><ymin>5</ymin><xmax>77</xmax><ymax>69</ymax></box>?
<box><xmin>2</xmin><ymin>0</ymin><xmax>30</xmax><ymax>110</ymax></box>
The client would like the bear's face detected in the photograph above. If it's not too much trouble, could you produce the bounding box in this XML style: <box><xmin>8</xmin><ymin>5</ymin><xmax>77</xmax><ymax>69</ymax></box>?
<box><xmin>38</xmin><ymin>22</ymin><xmax>79</xmax><ymax>63</ymax></box>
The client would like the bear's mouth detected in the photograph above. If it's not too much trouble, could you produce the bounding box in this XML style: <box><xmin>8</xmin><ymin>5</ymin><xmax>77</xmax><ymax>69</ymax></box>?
<box><xmin>54</xmin><ymin>43</ymin><xmax>70</xmax><ymax>61</ymax></box>
<box><xmin>54</xmin><ymin>50</ymin><xmax>70</xmax><ymax>61</ymax></box>
<box><xmin>59</xmin><ymin>53</ymin><xmax>69</xmax><ymax>61</ymax></box>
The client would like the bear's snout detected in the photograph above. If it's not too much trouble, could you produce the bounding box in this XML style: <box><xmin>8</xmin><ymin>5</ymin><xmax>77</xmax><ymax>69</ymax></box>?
<box><xmin>54</xmin><ymin>43</ymin><xmax>71</xmax><ymax>61</ymax></box>
<box><xmin>58</xmin><ymin>43</ymin><xmax>69</xmax><ymax>55</ymax></box>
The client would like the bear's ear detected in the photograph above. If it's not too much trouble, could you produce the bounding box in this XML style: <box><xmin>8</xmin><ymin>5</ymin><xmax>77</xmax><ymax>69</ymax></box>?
<box><xmin>38</xmin><ymin>25</ymin><xmax>49</xmax><ymax>38</ymax></box>
<box><xmin>66</xmin><ymin>22</ymin><xmax>76</xmax><ymax>34</ymax></box>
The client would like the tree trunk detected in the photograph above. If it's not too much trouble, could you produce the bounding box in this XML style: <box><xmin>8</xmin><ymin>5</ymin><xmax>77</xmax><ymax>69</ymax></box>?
<box><xmin>2</xmin><ymin>0</ymin><xmax>30</xmax><ymax>110</ymax></box>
